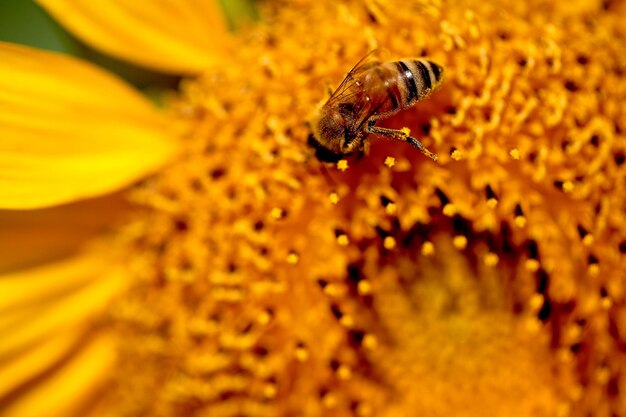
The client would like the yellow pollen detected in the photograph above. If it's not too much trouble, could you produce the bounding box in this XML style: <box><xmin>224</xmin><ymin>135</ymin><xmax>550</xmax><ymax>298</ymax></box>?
<box><xmin>601</xmin><ymin>297</ymin><xmax>613</xmax><ymax>310</ymax></box>
<box><xmin>294</xmin><ymin>347</ymin><xmax>309</xmax><ymax>362</ymax></box>
<box><xmin>525</xmin><ymin>318</ymin><xmax>542</xmax><ymax>334</ymax></box>
<box><xmin>384</xmin><ymin>156</ymin><xmax>396</xmax><ymax>168</ymax></box>
<box><xmin>588</xmin><ymin>264</ymin><xmax>599</xmax><ymax>277</ymax></box>
<box><xmin>383</xmin><ymin>236</ymin><xmax>397</xmax><ymax>250</ymax></box>
<box><xmin>363</xmin><ymin>334</ymin><xmax>378</xmax><ymax>350</ymax></box>
<box><xmin>262</xmin><ymin>383</ymin><xmax>278</xmax><ymax>399</ymax></box>
<box><xmin>322</xmin><ymin>393</ymin><xmax>338</xmax><ymax>409</ymax></box>
<box><xmin>357</xmin><ymin>280</ymin><xmax>373</xmax><ymax>295</ymax></box>
<box><xmin>286</xmin><ymin>252</ymin><xmax>299</xmax><ymax>265</ymax></box>
<box><xmin>442</xmin><ymin>203</ymin><xmax>457</xmax><ymax>216</ymax></box>
<box><xmin>400</xmin><ymin>126</ymin><xmax>411</xmax><ymax>136</ymax></box>
<box><xmin>339</xmin><ymin>314</ymin><xmax>355</xmax><ymax>328</ymax></box>
<box><xmin>453</xmin><ymin>235</ymin><xmax>468</xmax><ymax>250</ymax></box>
<box><xmin>486</xmin><ymin>198</ymin><xmax>498</xmax><ymax>209</ymax></box>
<box><xmin>514</xmin><ymin>215</ymin><xmax>527</xmax><ymax>227</ymax></box>
<box><xmin>337</xmin><ymin>159</ymin><xmax>349</xmax><ymax>171</ymax></box>
<box><xmin>451</xmin><ymin>149</ymin><xmax>463</xmax><ymax>160</ymax></box>
<box><xmin>509</xmin><ymin>148</ymin><xmax>521</xmax><ymax>160</ymax></box>
<box><xmin>421</xmin><ymin>241</ymin><xmax>435</xmax><ymax>256</ymax></box>
<box><xmin>271</xmin><ymin>207</ymin><xmax>284</xmax><ymax>220</ymax></box>
<box><xmin>337</xmin><ymin>234</ymin><xmax>349</xmax><ymax>246</ymax></box>
<box><xmin>385</xmin><ymin>203</ymin><xmax>397</xmax><ymax>215</ymax></box>
<box><xmin>564</xmin><ymin>324</ymin><xmax>583</xmax><ymax>343</ymax></box>
<box><xmin>337</xmin><ymin>364</ymin><xmax>353</xmax><ymax>380</ymax></box>
<box><xmin>257</xmin><ymin>310</ymin><xmax>272</xmax><ymax>325</ymax></box>
<box><xmin>323</xmin><ymin>283</ymin><xmax>344</xmax><ymax>297</ymax></box>
<box><xmin>582</xmin><ymin>234</ymin><xmax>594</xmax><ymax>246</ymax></box>
<box><xmin>329</xmin><ymin>192</ymin><xmax>340</xmax><ymax>204</ymax></box>
<box><xmin>562</xmin><ymin>180</ymin><xmax>574</xmax><ymax>193</ymax></box>
<box><xmin>525</xmin><ymin>259</ymin><xmax>540</xmax><ymax>272</ymax></box>
<box><xmin>529</xmin><ymin>294</ymin><xmax>545</xmax><ymax>311</ymax></box>
<box><xmin>484</xmin><ymin>252</ymin><xmax>499</xmax><ymax>266</ymax></box>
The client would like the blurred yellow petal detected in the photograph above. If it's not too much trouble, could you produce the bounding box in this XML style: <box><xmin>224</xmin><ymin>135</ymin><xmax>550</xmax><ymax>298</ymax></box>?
<box><xmin>0</xmin><ymin>325</ymin><xmax>88</xmax><ymax>399</ymax></box>
<box><xmin>0</xmin><ymin>330</ymin><xmax>116</xmax><ymax>417</ymax></box>
<box><xmin>0</xmin><ymin>253</ymin><xmax>125</xmax><ymax>416</ymax></box>
<box><xmin>36</xmin><ymin>0</ymin><xmax>230</xmax><ymax>74</ymax></box>
<box><xmin>0</xmin><ymin>253</ymin><xmax>115</xmax><ymax>314</ymax></box>
<box><xmin>0</xmin><ymin>193</ymin><xmax>128</xmax><ymax>275</ymax></box>
<box><xmin>0</xmin><ymin>258</ymin><xmax>125</xmax><ymax>358</ymax></box>
<box><xmin>0</xmin><ymin>42</ymin><xmax>178</xmax><ymax>210</ymax></box>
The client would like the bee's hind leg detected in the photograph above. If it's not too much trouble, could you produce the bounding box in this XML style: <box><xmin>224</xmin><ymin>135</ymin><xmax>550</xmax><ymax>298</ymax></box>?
<box><xmin>366</xmin><ymin>119</ymin><xmax>438</xmax><ymax>161</ymax></box>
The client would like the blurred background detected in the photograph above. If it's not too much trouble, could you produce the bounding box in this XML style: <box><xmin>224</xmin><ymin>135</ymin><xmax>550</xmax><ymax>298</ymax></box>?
<box><xmin>0</xmin><ymin>0</ymin><xmax>258</xmax><ymax>93</ymax></box>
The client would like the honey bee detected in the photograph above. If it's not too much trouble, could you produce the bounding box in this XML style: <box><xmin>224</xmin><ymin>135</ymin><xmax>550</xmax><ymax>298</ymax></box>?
<box><xmin>309</xmin><ymin>52</ymin><xmax>444</xmax><ymax>161</ymax></box>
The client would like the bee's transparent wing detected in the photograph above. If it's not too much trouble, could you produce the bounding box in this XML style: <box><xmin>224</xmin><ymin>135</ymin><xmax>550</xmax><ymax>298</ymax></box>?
<box><xmin>326</xmin><ymin>50</ymin><xmax>380</xmax><ymax>107</ymax></box>
<box><xmin>332</xmin><ymin>52</ymin><xmax>403</xmax><ymax>137</ymax></box>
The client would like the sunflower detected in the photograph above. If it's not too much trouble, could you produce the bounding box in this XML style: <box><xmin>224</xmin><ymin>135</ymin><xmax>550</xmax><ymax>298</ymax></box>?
<box><xmin>2</xmin><ymin>0</ymin><xmax>626</xmax><ymax>416</ymax></box>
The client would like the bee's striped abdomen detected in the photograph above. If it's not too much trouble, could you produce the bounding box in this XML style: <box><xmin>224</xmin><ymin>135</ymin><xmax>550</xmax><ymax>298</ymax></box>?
<box><xmin>388</xmin><ymin>59</ymin><xmax>444</xmax><ymax>109</ymax></box>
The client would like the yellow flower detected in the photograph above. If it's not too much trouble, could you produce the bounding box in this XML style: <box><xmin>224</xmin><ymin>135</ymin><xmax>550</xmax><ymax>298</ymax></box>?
<box><xmin>2</xmin><ymin>0</ymin><xmax>626</xmax><ymax>417</ymax></box>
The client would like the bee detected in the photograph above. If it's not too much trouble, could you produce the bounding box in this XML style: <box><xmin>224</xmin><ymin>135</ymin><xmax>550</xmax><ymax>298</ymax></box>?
<box><xmin>309</xmin><ymin>52</ymin><xmax>444</xmax><ymax>161</ymax></box>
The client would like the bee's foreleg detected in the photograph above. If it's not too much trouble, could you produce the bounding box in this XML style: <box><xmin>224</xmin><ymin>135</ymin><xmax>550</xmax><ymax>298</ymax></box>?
<box><xmin>366</xmin><ymin>120</ymin><xmax>438</xmax><ymax>161</ymax></box>
<box><xmin>361</xmin><ymin>139</ymin><xmax>371</xmax><ymax>155</ymax></box>
<box><xmin>355</xmin><ymin>137</ymin><xmax>371</xmax><ymax>158</ymax></box>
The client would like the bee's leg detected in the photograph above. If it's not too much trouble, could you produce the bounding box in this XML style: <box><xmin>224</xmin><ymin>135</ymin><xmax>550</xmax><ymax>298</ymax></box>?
<box><xmin>361</xmin><ymin>139</ymin><xmax>371</xmax><ymax>155</ymax></box>
<box><xmin>366</xmin><ymin>120</ymin><xmax>438</xmax><ymax>161</ymax></box>
<box><xmin>353</xmin><ymin>138</ymin><xmax>370</xmax><ymax>160</ymax></box>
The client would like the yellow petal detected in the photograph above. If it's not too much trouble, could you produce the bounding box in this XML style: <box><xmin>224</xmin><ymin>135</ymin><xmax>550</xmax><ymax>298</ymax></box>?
<box><xmin>0</xmin><ymin>259</ymin><xmax>125</xmax><ymax>358</ymax></box>
<box><xmin>0</xmin><ymin>42</ymin><xmax>178</xmax><ymax>209</ymax></box>
<box><xmin>0</xmin><ymin>193</ymin><xmax>128</xmax><ymax>275</ymax></box>
<box><xmin>0</xmin><ymin>251</ymin><xmax>125</xmax><ymax>416</ymax></box>
<box><xmin>36</xmin><ymin>0</ymin><xmax>231</xmax><ymax>74</ymax></box>
<box><xmin>0</xmin><ymin>330</ymin><xmax>116</xmax><ymax>417</ymax></box>
<box><xmin>0</xmin><ymin>324</ymin><xmax>87</xmax><ymax>399</ymax></box>
<box><xmin>0</xmin><ymin>253</ymin><xmax>114</xmax><ymax>314</ymax></box>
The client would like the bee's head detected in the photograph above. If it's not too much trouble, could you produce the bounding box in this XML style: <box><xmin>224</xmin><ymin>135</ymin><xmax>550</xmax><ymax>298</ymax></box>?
<box><xmin>309</xmin><ymin>105</ymin><xmax>358</xmax><ymax>161</ymax></box>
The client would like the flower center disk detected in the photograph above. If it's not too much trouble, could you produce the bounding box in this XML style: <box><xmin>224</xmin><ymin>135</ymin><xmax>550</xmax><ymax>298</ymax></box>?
<box><xmin>107</xmin><ymin>0</ymin><xmax>626</xmax><ymax>416</ymax></box>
